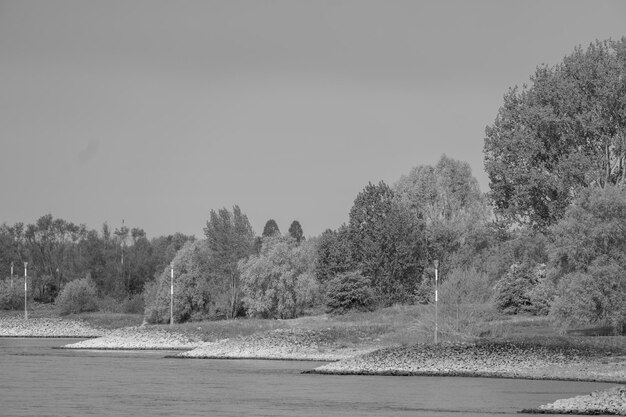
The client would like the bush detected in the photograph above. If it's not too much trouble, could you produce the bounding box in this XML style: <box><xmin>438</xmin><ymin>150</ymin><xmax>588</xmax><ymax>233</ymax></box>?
<box><xmin>325</xmin><ymin>271</ymin><xmax>376</xmax><ymax>314</ymax></box>
<box><xmin>438</xmin><ymin>267</ymin><xmax>496</xmax><ymax>333</ymax></box>
<box><xmin>240</xmin><ymin>236</ymin><xmax>319</xmax><ymax>319</ymax></box>
<box><xmin>0</xmin><ymin>278</ymin><xmax>25</xmax><ymax>310</ymax></box>
<box><xmin>143</xmin><ymin>241</ymin><xmax>219</xmax><ymax>324</ymax></box>
<box><xmin>56</xmin><ymin>278</ymin><xmax>98</xmax><ymax>315</ymax></box>
<box><xmin>492</xmin><ymin>263</ymin><xmax>547</xmax><ymax>315</ymax></box>
<box><xmin>550</xmin><ymin>258</ymin><xmax>626</xmax><ymax>333</ymax></box>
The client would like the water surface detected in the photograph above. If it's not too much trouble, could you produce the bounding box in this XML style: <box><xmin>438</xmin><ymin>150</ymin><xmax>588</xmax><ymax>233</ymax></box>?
<box><xmin>0</xmin><ymin>338</ymin><xmax>615</xmax><ymax>416</ymax></box>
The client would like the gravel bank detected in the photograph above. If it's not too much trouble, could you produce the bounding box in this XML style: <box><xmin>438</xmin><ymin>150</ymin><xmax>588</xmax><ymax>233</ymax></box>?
<box><xmin>178</xmin><ymin>328</ymin><xmax>380</xmax><ymax>361</ymax></box>
<box><xmin>522</xmin><ymin>385</ymin><xmax>626</xmax><ymax>415</ymax></box>
<box><xmin>0</xmin><ymin>316</ymin><xmax>105</xmax><ymax>338</ymax></box>
<box><xmin>309</xmin><ymin>341</ymin><xmax>626</xmax><ymax>383</ymax></box>
<box><xmin>62</xmin><ymin>326</ymin><xmax>202</xmax><ymax>350</ymax></box>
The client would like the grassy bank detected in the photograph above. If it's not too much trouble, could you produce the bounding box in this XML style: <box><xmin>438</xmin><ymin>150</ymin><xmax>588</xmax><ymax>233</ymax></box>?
<box><xmin>3</xmin><ymin>303</ymin><xmax>625</xmax><ymax>352</ymax></box>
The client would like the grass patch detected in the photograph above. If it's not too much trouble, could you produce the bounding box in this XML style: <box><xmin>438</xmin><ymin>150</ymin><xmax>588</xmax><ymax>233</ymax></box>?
<box><xmin>71</xmin><ymin>312</ymin><xmax>144</xmax><ymax>329</ymax></box>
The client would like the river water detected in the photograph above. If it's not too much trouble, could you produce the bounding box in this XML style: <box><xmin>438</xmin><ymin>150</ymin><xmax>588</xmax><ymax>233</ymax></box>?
<box><xmin>0</xmin><ymin>338</ymin><xmax>616</xmax><ymax>416</ymax></box>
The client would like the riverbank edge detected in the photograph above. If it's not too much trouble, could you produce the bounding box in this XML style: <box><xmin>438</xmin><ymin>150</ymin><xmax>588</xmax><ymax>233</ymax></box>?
<box><xmin>0</xmin><ymin>335</ymin><xmax>100</xmax><ymax>339</ymax></box>
<box><xmin>165</xmin><ymin>354</ymin><xmax>334</xmax><ymax>361</ymax></box>
<box><xmin>520</xmin><ymin>409</ymin><xmax>622</xmax><ymax>415</ymax></box>
<box><xmin>304</xmin><ymin>368</ymin><xmax>626</xmax><ymax>383</ymax></box>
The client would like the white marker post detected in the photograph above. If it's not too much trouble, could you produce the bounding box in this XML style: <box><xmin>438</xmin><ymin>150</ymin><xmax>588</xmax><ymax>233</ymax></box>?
<box><xmin>24</xmin><ymin>262</ymin><xmax>28</xmax><ymax>320</ymax></box>
<box><xmin>434</xmin><ymin>259</ymin><xmax>439</xmax><ymax>344</ymax></box>
<box><xmin>10</xmin><ymin>262</ymin><xmax>13</xmax><ymax>289</ymax></box>
<box><xmin>170</xmin><ymin>265</ymin><xmax>174</xmax><ymax>326</ymax></box>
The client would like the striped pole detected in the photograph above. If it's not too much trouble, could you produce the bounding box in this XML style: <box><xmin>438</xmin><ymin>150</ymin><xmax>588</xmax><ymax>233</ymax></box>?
<box><xmin>24</xmin><ymin>262</ymin><xmax>28</xmax><ymax>320</ymax></box>
<box><xmin>170</xmin><ymin>266</ymin><xmax>174</xmax><ymax>326</ymax></box>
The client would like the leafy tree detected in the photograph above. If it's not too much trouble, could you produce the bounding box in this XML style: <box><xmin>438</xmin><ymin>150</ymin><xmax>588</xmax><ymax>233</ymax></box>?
<box><xmin>395</xmin><ymin>155</ymin><xmax>489</xmax><ymax>278</ymax></box>
<box><xmin>143</xmin><ymin>240</ymin><xmax>215</xmax><ymax>323</ymax></box>
<box><xmin>262</xmin><ymin>219</ymin><xmax>280</xmax><ymax>237</ymax></box>
<box><xmin>485</xmin><ymin>38</ymin><xmax>626</xmax><ymax>228</ymax></box>
<box><xmin>325</xmin><ymin>271</ymin><xmax>376</xmax><ymax>314</ymax></box>
<box><xmin>492</xmin><ymin>263</ymin><xmax>548</xmax><ymax>315</ymax></box>
<box><xmin>288</xmin><ymin>220</ymin><xmax>304</xmax><ymax>243</ymax></box>
<box><xmin>551</xmin><ymin>259</ymin><xmax>626</xmax><ymax>333</ymax></box>
<box><xmin>348</xmin><ymin>181</ymin><xmax>425</xmax><ymax>305</ymax></box>
<box><xmin>239</xmin><ymin>236</ymin><xmax>318</xmax><ymax>319</ymax></box>
<box><xmin>314</xmin><ymin>226</ymin><xmax>354</xmax><ymax>288</ymax></box>
<box><xmin>438</xmin><ymin>267</ymin><xmax>493</xmax><ymax>331</ymax></box>
<box><xmin>150</xmin><ymin>233</ymin><xmax>195</xmax><ymax>277</ymax></box>
<box><xmin>55</xmin><ymin>277</ymin><xmax>98</xmax><ymax>315</ymax></box>
<box><xmin>204</xmin><ymin>205</ymin><xmax>255</xmax><ymax>318</ymax></box>
<box><xmin>549</xmin><ymin>185</ymin><xmax>626</xmax><ymax>332</ymax></box>
<box><xmin>0</xmin><ymin>278</ymin><xmax>25</xmax><ymax>310</ymax></box>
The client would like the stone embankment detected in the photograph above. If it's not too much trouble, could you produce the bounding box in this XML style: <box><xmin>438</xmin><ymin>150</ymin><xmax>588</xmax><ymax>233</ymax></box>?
<box><xmin>523</xmin><ymin>385</ymin><xmax>626</xmax><ymax>415</ymax></box>
<box><xmin>0</xmin><ymin>316</ymin><xmax>104</xmax><ymax>338</ymax></box>
<box><xmin>62</xmin><ymin>327</ymin><xmax>202</xmax><ymax>350</ymax></box>
<box><xmin>309</xmin><ymin>341</ymin><xmax>626</xmax><ymax>383</ymax></box>
<box><xmin>178</xmin><ymin>328</ymin><xmax>379</xmax><ymax>361</ymax></box>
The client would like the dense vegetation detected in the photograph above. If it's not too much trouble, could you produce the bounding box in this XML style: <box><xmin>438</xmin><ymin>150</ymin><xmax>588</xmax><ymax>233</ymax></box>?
<box><xmin>1</xmin><ymin>37</ymin><xmax>625</xmax><ymax>335</ymax></box>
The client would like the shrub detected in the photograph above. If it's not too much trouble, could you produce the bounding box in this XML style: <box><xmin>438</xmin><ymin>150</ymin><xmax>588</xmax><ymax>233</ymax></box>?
<box><xmin>492</xmin><ymin>263</ymin><xmax>547</xmax><ymax>315</ymax></box>
<box><xmin>143</xmin><ymin>240</ymin><xmax>221</xmax><ymax>324</ymax></box>
<box><xmin>325</xmin><ymin>271</ymin><xmax>376</xmax><ymax>314</ymax></box>
<box><xmin>0</xmin><ymin>279</ymin><xmax>25</xmax><ymax>310</ymax></box>
<box><xmin>56</xmin><ymin>278</ymin><xmax>98</xmax><ymax>315</ymax></box>
<box><xmin>550</xmin><ymin>258</ymin><xmax>626</xmax><ymax>334</ymax></box>
<box><xmin>438</xmin><ymin>267</ymin><xmax>495</xmax><ymax>333</ymax></box>
<box><xmin>240</xmin><ymin>236</ymin><xmax>319</xmax><ymax>319</ymax></box>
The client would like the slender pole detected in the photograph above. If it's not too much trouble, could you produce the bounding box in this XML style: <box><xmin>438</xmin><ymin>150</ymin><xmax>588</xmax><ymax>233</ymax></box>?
<box><xmin>434</xmin><ymin>260</ymin><xmax>439</xmax><ymax>344</ymax></box>
<box><xmin>170</xmin><ymin>266</ymin><xmax>174</xmax><ymax>326</ymax></box>
<box><xmin>24</xmin><ymin>262</ymin><xmax>28</xmax><ymax>320</ymax></box>
<box><xmin>10</xmin><ymin>262</ymin><xmax>13</xmax><ymax>289</ymax></box>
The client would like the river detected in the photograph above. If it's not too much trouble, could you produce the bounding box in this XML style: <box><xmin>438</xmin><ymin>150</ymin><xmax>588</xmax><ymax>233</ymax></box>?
<box><xmin>0</xmin><ymin>338</ymin><xmax>616</xmax><ymax>416</ymax></box>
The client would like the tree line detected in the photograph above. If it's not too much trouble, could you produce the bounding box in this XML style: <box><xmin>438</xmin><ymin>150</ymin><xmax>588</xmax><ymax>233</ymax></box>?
<box><xmin>1</xmin><ymin>37</ymin><xmax>625</xmax><ymax>333</ymax></box>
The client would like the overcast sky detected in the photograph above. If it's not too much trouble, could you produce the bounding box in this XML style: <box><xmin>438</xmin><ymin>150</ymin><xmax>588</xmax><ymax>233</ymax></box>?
<box><xmin>1</xmin><ymin>0</ymin><xmax>625</xmax><ymax>238</ymax></box>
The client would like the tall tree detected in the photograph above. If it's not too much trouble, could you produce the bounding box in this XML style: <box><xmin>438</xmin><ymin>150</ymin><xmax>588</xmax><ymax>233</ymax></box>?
<box><xmin>288</xmin><ymin>220</ymin><xmax>304</xmax><ymax>243</ymax></box>
<box><xmin>484</xmin><ymin>38</ymin><xmax>626</xmax><ymax>228</ymax></box>
<box><xmin>549</xmin><ymin>185</ymin><xmax>626</xmax><ymax>332</ymax></box>
<box><xmin>204</xmin><ymin>205</ymin><xmax>255</xmax><ymax>318</ymax></box>
<box><xmin>314</xmin><ymin>226</ymin><xmax>354</xmax><ymax>287</ymax></box>
<box><xmin>348</xmin><ymin>181</ymin><xmax>425</xmax><ymax>305</ymax></box>
<box><xmin>395</xmin><ymin>155</ymin><xmax>489</xmax><ymax>277</ymax></box>
<box><xmin>262</xmin><ymin>219</ymin><xmax>280</xmax><ymax>237</ymax></box>
<box><xmin>239</xmin><ymin>236</ymin><xmax>318</xmax><ymax>319</ymax></box>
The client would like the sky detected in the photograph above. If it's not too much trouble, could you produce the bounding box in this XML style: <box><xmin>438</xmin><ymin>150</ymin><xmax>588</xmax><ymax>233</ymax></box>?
<box><xmin>1</xmin><ymin>0</ymin><xmax>625</xmax><ymax>239</ymax></box>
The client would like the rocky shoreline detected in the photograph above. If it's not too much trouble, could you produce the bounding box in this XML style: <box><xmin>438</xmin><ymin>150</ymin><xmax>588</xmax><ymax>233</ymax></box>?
<box><xmin>522</xmin><ymin>385</ymin><xmax>626</xmax><ymax>415</ymax></box>
<box><xmin>308</xmin><ymin>341</ymin><xmax>626</xmax><ymax>383</ymax></box>
<box><xmin>0</xmin><ymin>316</ymin><xmax>105</xmax><ymax>338</ymax></box>
<box><xmin>62</xmin><ymin>326</ymin><xmax>202</xmax><ymax>350</ymax></box>
<box><xmin>176</xmin><ymin>328</ymin><xmax>380</xmax><ymax>361</ymax></box>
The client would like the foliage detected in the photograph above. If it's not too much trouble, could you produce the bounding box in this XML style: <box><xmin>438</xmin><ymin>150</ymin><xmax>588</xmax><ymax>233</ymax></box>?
<box><xmin>144</xmin><ymin>240</ymin><xmax>218</xmax><ymax>324</ymax></box>
<box><xmin>325</xmin><ymin>271</ymin><xmax>376</xmax><ymax>314</ymax></box>
<box><xmin>204</xmin><ymin>206</ymin><xmax>256</xmax><ymax>318</ymax></box>
<box><xmin>439</xmin><ymin>267</ymin><xmax>492</xmax><ymax>306</ymax></box>
<box><xmin>492</xmin><ymin>263</ymin><xmax>547</xmax><ymax>315</ymax></box>
<box><xmin>394</xmin><ymin>155</ymin><xmax>490</xmax><ymax>278</ymax></box>
<box><xmin>288</xmin><ymin>220</ymin><xmax>304</xmax><ymax>243</ymax></box>
<box><xmin>484</xmin><ymin>38</ymin><xmax>626</xmax><ymax>228</ymax></box>
<box><xmin>55</xmin><ymin>278</ymin><xmax>98</xmax><ymax>315</ymax></box>
<box><xmin>0</xmin><ymin>216</ymin><xmax>185</xmax><ymax>304</ymax></box>
<box><xmin>262</xmin><ymin>219</ymin><xmax>281</xmax><ymax>237</ymax></box>
<box><xmin>347</xmin><ymin>181</ymin><xmax>425</xmax><ymax>305</ymax></box>
<box><xmin>239</xmin><ymin>236</ymin><xmax>319</xmax><ymax>319</ymax></box>
<box><xmin>314</xmin><ymin>226</ymin><xmax>354</xmax><ymax>289</ymax></box>
<box><xmin>551</xmin><ymin>259</ymin><xmax>626</xmax><ymax>334</ymax></box>
<box><xmin>437</xmin><ymin>267</ymin><xmax>497</xmax><ymax>334</ymax></box>
<box><xmin>549</xmin><ymin>186</ymin><xmax>626</xmax><ymax>332</ymax></box>
<box><xmin>0</xmin><ymin>278</ymin><xmax>25</xmax><ymax>310</ymax></box>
